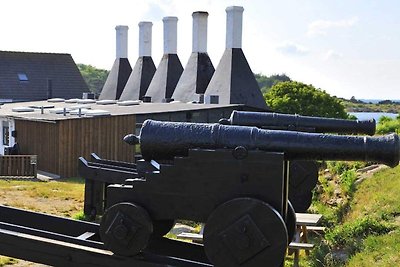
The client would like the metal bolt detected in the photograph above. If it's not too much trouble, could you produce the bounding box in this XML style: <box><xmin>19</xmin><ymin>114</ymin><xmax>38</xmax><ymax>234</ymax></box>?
<box><xmin>113</xmin><ymin>224</ymin><xmax>129</xmax><ymax>240</ymax></box>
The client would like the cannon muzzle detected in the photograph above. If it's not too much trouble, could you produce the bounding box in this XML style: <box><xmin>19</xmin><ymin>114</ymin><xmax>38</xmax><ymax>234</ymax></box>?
<box><xmin>128</xmin><ymin>120</ymin><xmax>399</xmax><ymax>167</ymax></box>
<box><xmin>219</xmin><ymin>111</ymin><xmax>376</xmax><ymax>135</ymax></box>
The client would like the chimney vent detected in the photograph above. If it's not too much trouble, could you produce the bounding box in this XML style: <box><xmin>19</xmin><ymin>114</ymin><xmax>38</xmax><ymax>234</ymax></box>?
<box><xmin>139</xmin><ymin>22</ymin><xmax>153</xmax><ymax>57</ymax></box>
<box><xmin>225</xmin><ymin>6</ymin><xmax>244</xmax><ymax>49</ymax></box>
<box><xmin>115</xmin><ymin>25</ymin><xmax>129</xmax><ymax>58</ymax></box>
<box><xmin>192</xmin><ymin>12</ymin><xmax>208</xmax><ymax>53</ymax></box>
<box><xmin>163</xmin><ymin>17</ymin><xmax>178</xmax><ymax>54</ymax></box>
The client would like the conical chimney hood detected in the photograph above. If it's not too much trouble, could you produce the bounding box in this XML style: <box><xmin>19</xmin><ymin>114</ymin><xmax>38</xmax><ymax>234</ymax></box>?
<box><xmin>145</xmin><ymin>17</ymin><xmax>183</xmax><ymax>102</ymax></box>
<box><xmin>120</xmin><ymin>22</ymin><xmax>156</xmax><ymax>100</ymax></box>
<box><xmin>99</xmin><ymin>25</ymin><xmax>132</xmax><ymax>100</ymax></box>
<box><xmin>172</xmin><ymin>11</ymin><xmax>215</xmax><ymax>103</ymax></box>
<box><xmin>204</xmin><ymin>6</ymin><xmax>267</xmax><ymax>109</ymax></box>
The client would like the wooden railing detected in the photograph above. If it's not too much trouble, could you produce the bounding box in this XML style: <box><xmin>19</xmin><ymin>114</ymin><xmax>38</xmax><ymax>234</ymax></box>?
<box><xmin>0</xmin><ymin>155</ymin><xmax>37</xmax><ymax>178</ymax></box>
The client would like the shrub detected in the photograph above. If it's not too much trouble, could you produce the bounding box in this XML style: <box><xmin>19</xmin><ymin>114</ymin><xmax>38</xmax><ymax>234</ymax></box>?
<box><xmin>339</xmin><ymin>169</ymin><xmax>357</xmax><ymax>196</ymax></box>
<box><xmin>376</xmin><ymin>117</ymin><xmax>400</xmax><ymax>134</ymax></box>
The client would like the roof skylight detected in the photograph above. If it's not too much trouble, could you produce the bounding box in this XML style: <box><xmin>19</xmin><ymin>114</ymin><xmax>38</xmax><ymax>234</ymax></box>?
<box><xmin>17</xmin><ymin>73</ymin><xmax>28</xmax><ymax>81</ymax></box>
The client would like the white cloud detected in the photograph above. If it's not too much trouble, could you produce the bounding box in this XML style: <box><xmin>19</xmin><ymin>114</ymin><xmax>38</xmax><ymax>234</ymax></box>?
<box><xmin>307</xmin><ymin>17</ymin><xmax>358</xmax><ymax>37</ymax></box>
<box><xmin>323</xmin><ymin>50</ymin><xmax>343</xmax><ymax>60</ymax></box>
<box><xmin>276</xmin><ymin>42</ymin><xmax>309</xmax><ymax>56</ymax></box>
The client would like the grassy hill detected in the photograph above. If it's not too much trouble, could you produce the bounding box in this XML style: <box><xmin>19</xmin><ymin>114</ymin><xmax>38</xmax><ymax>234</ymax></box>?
<box><xmin>290</xmin><ymin>164</ymin><xmax>400</xmax><ymax>267</ymax></box>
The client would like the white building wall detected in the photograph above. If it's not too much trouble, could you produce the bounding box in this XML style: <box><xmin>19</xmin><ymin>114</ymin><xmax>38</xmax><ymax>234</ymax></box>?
<box><xmin>0</xmin><ymin>118</ymin><xmax>15</xmax><ymax>155</ymax></box>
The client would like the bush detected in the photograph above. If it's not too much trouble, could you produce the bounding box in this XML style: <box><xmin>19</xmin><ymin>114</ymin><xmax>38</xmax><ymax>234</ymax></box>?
<box><xmin>264</xmin><ymin>81</ymin><xmax>348</xmax><ymax>118</ymax></box>
<box><xmin>376</xmin><ymin>117</ymin><xmax>400</xmax><ymax>134</ymax></box>
<box><xmin>339</xmin><ymin>169</ymin><xmax>357</xmax><ymax>196</ymax></box>
<box><xmin>327</xmin><ymin>161</ymin><xmax>366</xmax><ymax>175</ymax></box>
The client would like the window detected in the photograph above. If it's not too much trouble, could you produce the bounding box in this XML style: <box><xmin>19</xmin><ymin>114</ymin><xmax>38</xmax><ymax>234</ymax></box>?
<box><xmin>17</xmin><ymin>73</ymin><xmax>28</xmax><ymax>81</ymax></box>
<box><xmin>2</xmin><ymin>121</ymin><xmax>9</xmax><ymax>146</ymax></box>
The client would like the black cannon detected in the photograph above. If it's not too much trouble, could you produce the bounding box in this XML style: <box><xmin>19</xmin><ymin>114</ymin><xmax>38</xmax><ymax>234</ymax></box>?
<box><xmin>219</xmin><ymin>110</ymin><xmax>377</xmax><ymax>212</ymax></box>
<box><xmin>127</xmin><ymin>120</ymin><xmax>396</xmax><ymax>166</ymax></box>
<box><xmin>219</xmin><ymin>110</ymin><xmax>376</xmax><ymax>135</ymax></box>
<box><xmin>99</xmin><ymin>120</ymin><xmax>399</xmax><ymax>267</ymax></box>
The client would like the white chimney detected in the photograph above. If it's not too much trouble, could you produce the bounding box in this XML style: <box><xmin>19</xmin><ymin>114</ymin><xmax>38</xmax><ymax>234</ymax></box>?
<box><xmin>192</xmin><ymin>11</ymin><xmax>208</xmax><ymax>53</ymax></box>
<box><xmin>115</xmin><ymin>25</ymin><xmax>129</xmax><ymax>58</ymax></box>
<box><xmin>139</xmin><ymin>22</ymin><xmax>153</xmax><ymax>57</ymax></box>
<box><xmin>163</xmin><ymin>16</ymin><xmax>178</xmax><ymax>54</ymax></box>
<box><xmin>225</xmin><ymin>6</ymin><xmax>244</xmax><ymax>49</ymax></box>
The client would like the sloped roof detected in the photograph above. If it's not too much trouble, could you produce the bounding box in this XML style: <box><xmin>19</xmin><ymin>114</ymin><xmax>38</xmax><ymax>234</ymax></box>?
<box><xmin>0</xmin><ymin>51</ymin><xmax>89</xmax><ymax>102</ymax></box>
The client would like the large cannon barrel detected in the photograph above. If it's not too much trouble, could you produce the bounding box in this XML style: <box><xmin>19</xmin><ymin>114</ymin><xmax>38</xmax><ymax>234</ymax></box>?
<box><xmin>125</xmin><ymin>120</ymin><xmax>399</xmax><ymax>167</ymax></box>
<box><xmin>219</xmin><ymin>111</ymin><xmax>376</xmax><ymax>135</ymax></box>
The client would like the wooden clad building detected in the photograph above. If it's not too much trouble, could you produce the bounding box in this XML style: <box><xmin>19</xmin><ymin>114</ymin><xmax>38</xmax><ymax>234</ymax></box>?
<box><xmin>0</xmin><ymin>100</ymin><xmax>257</xmax><ymax>177</ymax></box>
<box><xmin>14</xmin><ymin>115</ymin><xmax>135</xmax><ymax>177</ymax></box>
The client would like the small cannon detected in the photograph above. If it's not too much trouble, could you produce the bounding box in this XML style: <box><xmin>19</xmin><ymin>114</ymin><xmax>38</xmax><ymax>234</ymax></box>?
<box><xmin>219</xmin><ymin>110</ymin><xmax>376</xmax><ymax>135</ymax></box>
<box><xmin>99</xmin><ymin>120</ymin><xmax>399</xmax><ymax>267</ymax></box>
<box><xmin>219</xmin><ymin>110</ymin><xmax>377</xmax><ymax>212</ymax></box>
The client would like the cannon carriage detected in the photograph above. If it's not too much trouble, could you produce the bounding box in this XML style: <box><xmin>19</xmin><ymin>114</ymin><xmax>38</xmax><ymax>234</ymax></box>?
<box><xmin>90</xmin><ymin>119</ymin><xmax>399</xmax><ymax>267</ymax></box>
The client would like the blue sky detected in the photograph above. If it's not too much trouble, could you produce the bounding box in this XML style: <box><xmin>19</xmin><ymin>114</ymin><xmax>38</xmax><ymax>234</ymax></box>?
<box><xmin>1</xmin><ymin>0</ymin><xmax>399</xmax><ymax>99</ymax></box>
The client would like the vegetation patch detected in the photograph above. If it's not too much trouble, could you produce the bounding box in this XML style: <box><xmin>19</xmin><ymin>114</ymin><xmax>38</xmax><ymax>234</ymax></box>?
<box><xmin>0</xmin><ymin>257</ymin><xmax>17</xmax><ymax>267</ymax></box>
<box><xmin>375</xmin><ymin>115</ymin><xmax>400</xmax><ymax>134</ymax></box>
<box><xmin>347</xmin><ymin>229</ymin><xmax>400</xmax><ymax>266</ymax></box>
<box><xmin>305</xmin><ymin>165</ymin><xmax>400</xmax><ymax>267</ymax></box>
<box><xmin>0</xmin><ymin>178</ymin><xmax>84</xmax><ymax>217</ymax></box>
<box><xmin>342</xmin><ymin>98</ymin><xmax>400</xmax><ymax>113</ymax></box>
<box><xmin>264</xmin><ymin>81</ymin><xmax>348</xmax><ymax>119</ymax></box>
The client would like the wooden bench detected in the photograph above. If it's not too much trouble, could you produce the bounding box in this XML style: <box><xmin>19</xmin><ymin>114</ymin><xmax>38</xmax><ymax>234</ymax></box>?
<box><xmin>287</xmin><ymin>213</ymin><xmax>324</xmax><ymax>266</ymax></box>
<box><xmin>306</xmin><ymin>226</ymin><xmax>326</xmax><ymax>235</ymax></box>
<box><xmin>288</xmin><ymin>242</ymin><xmax>315</xmax><ymax>267</ymax></box>
<box><xmin>176</xmin><ymin>232</ymin><xmax>203</xmax><ymax>244</ymax></box>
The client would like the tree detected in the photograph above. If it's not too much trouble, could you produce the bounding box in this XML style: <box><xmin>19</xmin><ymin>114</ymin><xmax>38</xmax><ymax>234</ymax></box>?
<box><xmin>264</xmin><ymin>81</ymin><xmax>348</xmax><ymax>119</ymax></box>
<box><xmin>254</xmin><ymin>73</ymin><xmax>291</xmax><ymax>94</ymax></box>
<box><xmin>77</xmin><ymin>64</ymin><xmax>109</xmax><ymax>96</ymax></box>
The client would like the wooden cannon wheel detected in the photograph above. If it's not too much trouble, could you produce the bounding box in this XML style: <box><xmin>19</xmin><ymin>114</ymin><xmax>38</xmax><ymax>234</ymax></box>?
<box><xmin>203</xmin><ymin>198</ymin><xmax>288</xmax><ymax>267</ymax></box>
<box><xmin>286</xmin><ymin>201</ymin><xmax>297</xmax><ymax>244</ymax></box>
<box><xmin>99</xmin><ymin>202</ymin><xmax>153</xmax><ymax>256</ymax></box>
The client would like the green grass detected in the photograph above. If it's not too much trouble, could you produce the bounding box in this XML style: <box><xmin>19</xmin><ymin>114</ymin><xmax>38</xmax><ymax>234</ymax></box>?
<box><xmin>347</xmin><ymin>229</ymin><xmax>400</xmax><ymax>266</ymax></box>
<box><xmin>0</xmin><ymin>256</ymin><xmax>17</xmax><ymax>266</ymax></box>
<box><xmin>0</xmin><ymin>178</ymin><xmax>85</xmax><ymax>217</ymax></box>
<box><xmin>347</xmin><ymin>167</ymin><xmax>400</xmax><ymax>221</ymax></box>
<box><xmin>304</xmin><ymin>165</ymin><xmax>400</xmax><ymax>267</ymax></box>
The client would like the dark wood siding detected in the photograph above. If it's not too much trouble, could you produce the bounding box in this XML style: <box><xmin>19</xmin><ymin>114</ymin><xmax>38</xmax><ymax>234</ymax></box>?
<box><xmin>15</xmin><ymin>120</ymin><xmax>59</xmax><ymax>174</ymax></box>
<box><xmin>15</xmin><ymin>115</ymin><xmax>136</xmax><ymax>177</ymax></box>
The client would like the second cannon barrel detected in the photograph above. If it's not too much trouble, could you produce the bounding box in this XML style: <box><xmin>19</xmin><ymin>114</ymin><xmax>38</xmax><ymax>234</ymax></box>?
<box><xmin>127</xmin><ymin>120</ymin><xmax>399</xmax><ymax>167</ymax></box>
<box><xmin>219</xmin><ymin>111</ymin><xmax>376</xmax><ymax>135</ymax></box>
